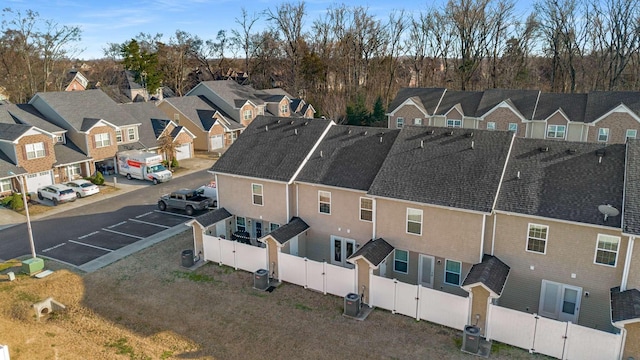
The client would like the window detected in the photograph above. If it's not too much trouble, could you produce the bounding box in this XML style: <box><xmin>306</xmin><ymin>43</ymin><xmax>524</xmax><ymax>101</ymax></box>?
<box><xmin>25</xmin><ymin>142</ymin><xmax>46</xmax><ymax>159</ymax></box>
<box><xmin>243</xmin><ymin>109</ymin><xmax>252</xmax><ymax>120</ymax></box>
<box><xmin>396</xmin><ymin>117</ymin><xmax>404</xmax><ymax>128</ymax></box>
<box><xmin>594</xmin><ymin>234</ymin><xmax>620</xmax><ymax>266</ymax></box>
<box><xmin>319</xmin><ymin>191</ymin><xmax>331</xmax><ymax>214</ymax></box>
<box><xmin>446</xmin><ymin>119</ymin><xmax>462</xmax><ymax>128</ymax></box>
<box><xmin>269</xmin><ymin>223</ymin><xmax>280</xmax><ymax>232</ymax></box>
<box><xmin>626</xmin><ymin>129</ymin><xmax>637</xmax><ymax>140</ymax></box>
<box><xmin>231</xmin><ymin>132</ymin><xmax>238</xmax><ymax>142</ymax></box>
<box><xmin>127</xmin><ymin>127</ymin><xmax>136</xmax><ymax>141</ymax></box>
<box><xmin>414</xmin><ymin>118</ymin><xmax>422</xmax><ymax>125</ymax></box>
<box><xmin>360</xmin><ymin>197</ymin><xmax>373</xmax><ymax>222</ymax></box>
<box><xmin>527</xmin><ymin>223</ymin><xmax>548</xmax><ymax>254</ymax></box>
<box><xmin>444</xmin><ymin>259</ymin><xmax>462</xmax><ymax>286</ymax></box>
<box><xmin>252</xmin><ymin>183</ymin><xmax>263</xmax><ymax>206</ymax></box>
<box><xmin>67</xmin><ymin>164</ymin><xmax>81</xmax><ymax>179</ymax></box>
<box><xmin>94</xmin><ymin>133</ymin><xmax>111</xmax><ymax>148</ymax></box>
<box><xmin>236</xmin><ymin>216</ymin><xmax>246</xmax><ymax>232</ymax></box>
<box><xmin>547</xmin><ymin>125</ymin><xmax>566</xmax><ymax>139</ymax></box>
<box><xmin>509</xmin><ymin>123</ymin><xmax>518</xmax><ymax>132</ymax></box>
<box><xmin>0</xmin><ymin>178</ymin><xmax>11</xmax><ymax>192</ymax></box>
<box><xmin>394</xmin><ymin>249</ymin><xmax>408</xmax><ymax>273</ymax></box>
<box><xmin>598</xmin><ymin>128</ymin><xmax>609</xmax><ymax>142</ymax></box>
<box><xmin>115</xmin><ymin>130</ymin><xmax>123</xmax><ymax>143</ymax></box>
<box><xmin>280</xmin><ymin>104</ymin><xmax>288</xmax><ymax>114</ymax></box>
<box><xmin>487</xmin><ymin>122</ymin><xmax>496</xmax><ymax>130</ymax></box>
<box><xmin>407</xmin><ymin>208</ymin><xmax>423</xmax><ymax>235</ymax></box>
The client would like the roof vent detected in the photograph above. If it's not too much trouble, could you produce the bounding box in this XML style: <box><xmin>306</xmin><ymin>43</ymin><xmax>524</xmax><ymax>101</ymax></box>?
<box><xmin>379</xmin><ymin>136</ymin><xmax>383</xmax><ymax>143</ymax></box>
<box><xmin>265</xmin><ymin>125</ymin><xmax>269</xmax><ymax>132</ymax></box>
<box><xmin>290</xmin><ymin>120</ymin><xmax>295</xmax><ymax>125</ymax></box>
<box><xmin>539</xmin><ymin>146</ymin><xmax>549</xmax><ymax>152</ymax></box>
<box><xmin>595</xmin><ymin>148</ymin><xmax>606</xmax><ymax>157</ymax></box>
<box><xmin>277</xmin><ymin>119</ymin><xmax>281</xmax><ymax>123</ymax></box>
<box><xmin>348</xmin><ymin>129</ymin><xmax>352</xmax><ymax>134</ymax></box>
<box><xmin>320</xmin><ymin>150</ymin><xmax>323</xmax><ymax>157</ymax></box>
<box><xmin>516</xmin><ymin>170</ymin><xmax>521</xmax><ymax>179</ymax></box>
<box><xmin>304</xmin><ymin>121</ymin><xmax>309</xmax><ymax>126</ymax></box>
<box><xmin>420</xmin><ymin>140</ymin><xmax>424</xmax><ymax>148</ymax></box>
<box><xmin>471</xmin><ymin>140</ymin><xmax>475</xmax><ymax>149</ymax></box>
<box><xmin>567</xmin><ymin>148</ymin><xmax>577</xmax><ymax>154</ymax></box>
<box><xmin>427</xmin><ymin>130</ymin><xmax>435</xmax><ymax>135</ymax></box>
<box><xmin>363</xmin><ymin>131</ymin><xmax>368</xmax><ymax>136</ymax></box>
<box><xmin>466</xmin><ymin>131</ymin><xmax>474</xmax><ymax>138</ymax></box>
<box><xmin>294</xmin><ymin>128</ymin><xmax>298</xmax><ymax>135</ymax></box>
<box><xmin>445</xmin><ymin>130</ymin><xmax>454</xmax><ymax>136</ymax></box>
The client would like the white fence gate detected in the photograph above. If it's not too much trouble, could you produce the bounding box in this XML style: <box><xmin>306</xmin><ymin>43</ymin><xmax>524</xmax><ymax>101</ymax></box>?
<box><xmin>202</xmin><ymin>235</ymin><xmax>266</xmax><ymax>273</ymax></box>
<box><xmin>487</xmin><ymin>304</ymin><xmax>622</xmax><ymax>360</ymax></box>
<box><xmin>279</xmin><ymin>253</ymin><xmax>356</xmax><ymax>297</ymax></box>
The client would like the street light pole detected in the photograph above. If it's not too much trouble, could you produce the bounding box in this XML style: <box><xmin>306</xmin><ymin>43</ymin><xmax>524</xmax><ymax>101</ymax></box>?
<box><xmin>9</xmin><ymin>172</ymin><xmax>36</xmax><ymax>258</ymax></box>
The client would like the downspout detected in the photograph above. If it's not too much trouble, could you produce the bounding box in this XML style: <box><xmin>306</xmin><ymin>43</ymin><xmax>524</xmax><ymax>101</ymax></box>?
<box><xmin>491</xmin><ymin>214</ymin><xmax>497</xmax><ymax>256</ymax></box>
<box><xmin>286</xmin><ymin>184</ymin><xmax>290</xmax><ymax>222</ymax></box>
<box><xmin>372</xmin><ymin>197</ymin><xmax>377</xmax><ymax>239</ymax></box>
<box><xmin>214</xmin><ymin>173</ymin><xmax>219</xmax><ymax>208</ymax></box>
<box><xmin>480</xmin><ymin>214</ymin><xmax>486</xmax><ymax>262</ymax></box>
<box><xmin>296</xmin><ymin>183</ymin><xmax>299</xmax><ymax>217</ymax></box>
<box><xmin>621</xmin><ymin>236</ymin><xmax>634</xmax><ymax>292</ymax></box>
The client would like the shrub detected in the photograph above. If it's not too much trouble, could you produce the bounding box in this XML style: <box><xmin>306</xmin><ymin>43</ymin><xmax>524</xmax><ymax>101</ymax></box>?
<box><xmin>2</xmin><ymin>193</ymin><xmax>24</xmax><ymax>211</ymax></box>
<box><xmin>171</xmin><ymin>158</ymin><xmax>179</xmax><ymax>169</ymax></box>
<box><xmin>91</xmin><ymin>171</ymin><xmax>105</xmax><ymax>185</ymax></box>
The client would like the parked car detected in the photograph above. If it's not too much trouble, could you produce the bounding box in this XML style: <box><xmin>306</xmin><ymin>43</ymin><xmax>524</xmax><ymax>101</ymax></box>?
<box><xmin>196</xmin><ymin>181</ymin><xmax>217</xmax><ymax>207</ymax></box>
<box><xmin>65</xmin><ymin>179</ymin><xmax>100</xmax><ymax>198</ymax></box>
<box><xmin>37</xmin><ymin>184</ymin><xmax>77</xmax><ymax>206</ymax></box>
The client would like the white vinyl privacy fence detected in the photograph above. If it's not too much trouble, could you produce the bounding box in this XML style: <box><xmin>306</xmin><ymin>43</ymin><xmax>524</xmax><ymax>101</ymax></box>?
<box><xmin>486</xmin><ymin>304</ymin><xmax>623</xmax><ymax>360</ymax></box>
<box><xmin>279</xmin><ymin>253</ymin><xmax>356</xmax><ymax>297</ymax></box>
<box><xmin>202</xmin><ymin>235</ymin><xmax>267</xmax><ymax>272</ymax></box>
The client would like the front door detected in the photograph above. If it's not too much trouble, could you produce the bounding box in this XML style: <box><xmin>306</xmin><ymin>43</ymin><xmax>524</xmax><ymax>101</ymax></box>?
<box><xmin>254</xmin><ymin>221</ymin><xmax>262</xmax><ymax>240</ymax></box>
<box><xmin>331</xmin><ymin>236</ymin><xmax>356</xmax><ymax>268</ymax></box>
<box><xmin>539</xmin><ymin>280</ymin><xmax>582</xmax><ymax>323</ymax></box>
<box><xmin>418</xmin><ymin>254</ymin><xmax>435</xmax><ymax>288</ymax></box>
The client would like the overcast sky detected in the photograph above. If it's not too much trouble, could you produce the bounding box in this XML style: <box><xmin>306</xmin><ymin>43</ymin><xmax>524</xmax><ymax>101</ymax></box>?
<box><xmin>5</xmin><ymin>0</ymin><xmax>535</xmax><ymax>60</ymax></box>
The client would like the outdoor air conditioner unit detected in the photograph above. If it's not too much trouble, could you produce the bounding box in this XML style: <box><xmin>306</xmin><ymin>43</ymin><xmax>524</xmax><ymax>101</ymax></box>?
<box><xmin>344</xmin><ymin>293</ymin><xmax>361</xmax><ymax>317</ymax></box>
<box><xmin>253</xmin><ymin>269</ymin><xmax>269</xmax><ymax>291</ymax></box>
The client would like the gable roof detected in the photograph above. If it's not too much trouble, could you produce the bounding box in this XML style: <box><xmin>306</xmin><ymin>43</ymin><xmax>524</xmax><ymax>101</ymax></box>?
<box><xmin>387</xmin><ymin>88</ymin><xmax>445</xmax><ymax>115</ymax></box>
<box><xmin>54</xmin><ymin>140</ymin><xmax>91</xmax><ymax>166</ymax></box>
<box><xmin>296</xmin><ymin>126</ymin><xmax>400</xmax><ymax>191</ymax></box>
<box><xmin>0</xmin><ymin>150</ymin><xmax>25</xmax><ymax>179</ymax></box>
<box><xmin>192</xmin><ymin>207</ymin><xmax>233</xmax><ymax>228</ymax></box>
<box><xmin>368</xmin><ymin>126</ymin><xmax>514</xmax><ymax>213</ymax></box>
<box><xmin>2</xmin><ymin>104</ymin><xmax>65</xmax><ymax>133</ymax></box>
<box><xmin>585</xmin><ymin>91</ymin><xmax>640</xmax><ymax>123</ymax></box>
<box><xmin>434</xmin><ymin>90</ymin><xmax>484</xmax><ymax>116</ymax></box>
<box><xmin>610</xmin><ymin>287</ymin><xmax>640</xmax><ymax>324</ymax></box>
<box><xmin>263</xmin><ymin>217</ymin><xmax>309</xmax><ymax>245</ymax></box>
<box><xmin>163</xmin><ymin>95</ymin><xmax>233</xmax><ymax>132</ymax></box>
<box><xmin>475</xmin><ymin>89</ymin><xmax>540</xmax><ymax>119</ymax></box>
<box><xmin>119</xmin><ymin>102</ymin><xmax>168</xmax><ymax>147</ymax></box>
<box><xmin>0</xmin><ymin>123</ymin><xmax>32</xmax><ymax>142</ymax></box>
<box><xmin>496</xmin><ymin>138</ymin><xmax>625</xmax><ymax>227</ymax></box>
<box><xmin>533</xmin><ymin>93</ymin><xmax>587</xmax><ymax>122</ymax></box>
<box><xmin>462</xmin><ymin>255</ymin><xmax>510</xmax><ymax>296</ymax></box>
<box><xmin>195</xmin><ymin>80</ymin><xmax>265</xmax><ymax>108</ymax></box>
<box><xmin>210</xmin><ymin>116</ymin><xmax>333</xmax><ymax>182</ymax></box>
<box><xmin>347</xmin><ymin>238</ymin><xmax>394</xmax><ymax>268</ymax></box>
<box><xmin>623</xmin><ymin>140</ymin><xmax>640</xmax><ymax>235</ymax></box>
<box><xmin>30</xmin><ymin>89</ymin><xmax>140</xmax><ymax>131</ymax></box>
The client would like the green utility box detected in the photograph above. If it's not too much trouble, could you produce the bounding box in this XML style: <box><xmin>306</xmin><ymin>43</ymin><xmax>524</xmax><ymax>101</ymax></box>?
<box><xmin>22</xmin><ymin>258</ymin><xmax>44</xmax><ymax>275</ymax></box>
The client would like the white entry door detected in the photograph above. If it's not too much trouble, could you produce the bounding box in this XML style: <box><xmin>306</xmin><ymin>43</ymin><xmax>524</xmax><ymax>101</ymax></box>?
<box><xmin>210</xmin><ymin>135</ymin><xmax>224</xmax><ymax>150</ymax></box>
<box><xmin>175</xmin><ymin>143</ymin><xmax>192</xmax><ymax>160</ymax></box>
<box><xmin>25</xmin><ymin>170</ymin><xmax>53</xmax><ymax>193</ymax></box>
<box><xmin>418</xmin><ymin>254</ymin><xmax>435</xmax><ymax>288</ymax></box>
<box><xmin>331</xmin><ymin>236</ymin><xmax>356</xmax><ymax>268</ymax></box>
<box><xmin>539</xmin><ymin>280</ymin><xmax>582</xmax><ymax>323</ymax></box>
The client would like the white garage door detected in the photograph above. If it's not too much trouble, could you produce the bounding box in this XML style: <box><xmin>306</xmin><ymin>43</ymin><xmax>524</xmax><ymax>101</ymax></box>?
<box><xmin>175</xmin><ymin>143</ymin><xmax>192</xmax><ymax>160</ymax></box>
<box><xmin>210</xmin><ymin>135</ymin><xmax>224</xmax><ymax>150</ymax></box>
<box><xmin>25</xmin><ymin>170</ymin><xmax>53</xmax><ymax>193</ymax></box>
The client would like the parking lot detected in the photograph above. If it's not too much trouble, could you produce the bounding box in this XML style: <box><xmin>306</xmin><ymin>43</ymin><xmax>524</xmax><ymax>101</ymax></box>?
<box><xmin>39</xmin><ymin>209</ymin><xmax>198</xmax><ymax>267</ymax></box>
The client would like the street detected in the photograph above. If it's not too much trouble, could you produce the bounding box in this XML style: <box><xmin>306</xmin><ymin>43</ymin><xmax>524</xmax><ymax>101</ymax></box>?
<box><xmin>0</xmin><ymin>170</ymin><xmax>214</xmax><ymax>266</ymax></box>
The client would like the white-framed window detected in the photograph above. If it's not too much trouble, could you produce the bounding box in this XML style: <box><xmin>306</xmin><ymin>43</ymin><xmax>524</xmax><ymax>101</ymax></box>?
<box><xmin>598</xmin><ymin>128</ymin><xmax>609</xmax><ymax>142</ymax></box>
<box><xmin>626</xmin><ymin>129</ymin><xmax>637</xmax><ymax>140</ymax></box>
<box><xmin>509</xmin><ymin>123</ymin><xmax>518</xmax><ymax>132</ymax></box>
<box><xmin>547</xmin><ymin>125</ymin><xmax>566</xmax><ymax>139</ymax></box>
<box><xmin>127</xmin><ymin>127</ymin><xmax>136</xmax><ymax>141</ymax></box>
<box><xmin>319</xmin><ymin>190</ymin><xmax>331</xmax><ymax>214</ymax></box>
<box><xmin>94</xmin><ymin>133</ymin><xmax>111</xmax><ymax>148</ymax></box>
<box><xmin>487</xmin><ymin>122</ymin><xmax>496</xmax><ymax>130</ymax></box>
<box><xmin>236</xmin><ymin>216</ymin><xmax>246</xmax><ymax>232</ymax></box>
<box><xmin>243</xmin><ymin>109</ymin><xmax>253</xmax><ymax>120</ymax></box>
<box><xmin>396</xmin><ymin>117</ymin><xmax>404</xmax><ymax>128</ymax></box>
<box><xmin>67</xmin><ymin>164</ymin><xmax>81</xmax><ymax>179</ymax></box>
<box><xmin>0</xmin><ymin>178</ymin><xmax>11</xmax><ymax>192</ymax></box>
<box><xmin>231</xmin><ymin>132</ymin><xmax>238</xmax><ymax>142</ymax></box>
<box><xmin>526</xmin><ymin>223</ymin><xmax>548</xmax><ymax>254</ymax></box>
<box><xmin>25</xmin><ymin>142</ymin><xmax>46</xmax><ymax>159</ymax></box>
<box><xmin>594</xmin><ymin>234</ymin><xmax>620</xmax><ymax>267</ymax></box>
<box><xmin>414</xmin><ymin>118</ymin><xmax>422</xmax><ymax>125</ymax></box>
<box><xmin>360</xmin><ymin>197</ymin><xmax>373</xmax><ymax>222</ymax></box>
<box><xmin>444</xmin><ymin>259</ymin><xmax>462</xmax><ymax>286</ymax></box>
<box><xmin>406</xmin><ymin>208</ymin><xmax>423</xmax><ymax>235</ymax></box>
<box><xmin>252</xmin><ymin>183</ymin><xmax>263</xmax><ymax>206</ymax></box>
<box><xmin>394</xmin><ymin>249</ymin><xmax>408</xmax><ymax>273</ymax></box>
<box><xmin>280</xmin><ymin>104</ymin><xmax>288</xmax><ymax>114</ymax></box>
<box><xmin>115</xmin><ymin>129</ymin><xmax>123</xmax><ymax>143</ymax></box>
<box><xmin>446</xmin><ymin>119</ymin><xmax>462</xmax><ymax>128</ymax></box>
<box><xmin>269</xmin><ymin>223</ymin><xmax>280</xmax><ymax>232</ymax></box>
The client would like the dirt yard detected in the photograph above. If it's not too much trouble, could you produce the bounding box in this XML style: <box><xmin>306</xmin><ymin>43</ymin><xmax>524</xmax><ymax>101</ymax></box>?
<box><xmin>0</xmin><ymin>230</ymin><xmax>549</xmax><ymax>359</ymax></box>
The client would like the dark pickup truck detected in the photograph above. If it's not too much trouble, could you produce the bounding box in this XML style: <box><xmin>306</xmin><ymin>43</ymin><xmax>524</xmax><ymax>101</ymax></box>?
<box><xmin>158</xmin><ymin>189</ymin><xmax>213</xmax><ymax>216</ymax></box>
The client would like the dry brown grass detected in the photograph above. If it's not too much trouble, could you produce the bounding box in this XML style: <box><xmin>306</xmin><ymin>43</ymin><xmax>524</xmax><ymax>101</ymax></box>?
<box><xmin>0</xmin><ymin>231</ymin><xmax>547</xmax><ymax>359</ymax></box>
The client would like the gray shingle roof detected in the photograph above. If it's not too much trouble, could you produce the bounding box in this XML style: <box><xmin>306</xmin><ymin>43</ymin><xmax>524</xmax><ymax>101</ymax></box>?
<box><xmin>0</xmin><ymin>150</ymin><xmax>25</xmax><ymax>179</ymax></box>
<box><xmin>80</xmin><ymin>118</ymin><xmax>103</xmax><ymax>132</ymax></box>
<box><xmin>197</xmin><ymin>80</ymin><xmax>265</xmax><ymax>108</ymax></box>
<box><xmin>193</xmin><ymin>208</ymin><xmax>233</xmax><ymax>228</ymax></box>
<box><xmin>3</xmin><ymin>104</ymin><xmax>65</xmax><ymax>133</ymax></box>
<box><xmin>462</xmin><ymin>255</ymin><xmax>510</xmax><ymax>296</ymax></box>
<box><xmin>0</xmin><ymin>123</ymin><xmax>31</xmax><ymax>142</ymax></box>
<box><xmin>150</xmin><ymin>118</ymin><xmax>171</xmax><ymax>138</ymax></box>
<box><xmin>54</xmin><ymin>140</ymin><xmax>90</xmax><ymax>166</ymax></box>
<box><xmin>586</xmin><ymin>91</ymin><xmax>640</xmax><ymax>123</ymax></box>
<box><xmin>119</xmin><ymin>102</ymin><xmax>168</xmax><ymax>147</ymax></box>
<box><xmin>368</xmin><ymin>126</ymin><xmax>514</xmax><ymax>213</ymax></box>
<box><xmin>32</xmin><ymin>89</ymin><xmax>140</xmax><ymax>130</ymax></box>
<box><xmin>297</xmin><ymin>126</ymin><xmax>400</xmax><ymax>190</ymax></box>
<box><xmin>610</xmin><ymin>287</ymin><xmax>640</xmax><ymax>323</ymax></box>
<box><xmin>163</xmin><ymin>95</ymin><xmax>232</xmax><ymax>132</ymax></box>
<box><xmin>435</xmin><ymin>90</ymin><xmax>484</xmax><ymax>116</ymax></box>
<box><xmin>211</xmin><ymin>116</ymin><xmax>332</xmax><ymax>182</ymax></box>
<box><xmin>388</xmin><ymin>88</ymin><xmax>446</xmax><ymax>115</ymax></box>
<box><xmin>347</xmin><ymin>238</ymin><xmax>394</xmax><ymax>267</ymax></box>
<box><xmin>623</xmin><ymin>140</ymin><xmax>640</xmax><ymax>235</ymax></box>
<box><xmin>475</xmin><ymin>89</ymin><xmax>540</xmax><ymax>119</ymax></box>
<box><xmin>266</xmin><ymin>217</ymin><xmax>309</xmax><ymax>245</ymax></box>
<box><xmin>496</xmin><ymin>138</ymin><xmax>625</xmax><ymax>227</ymax></box>
<box><xmin>533</xmin><ymin>93</ymin><xmax>587</xmax><ymax>122</ymax></box>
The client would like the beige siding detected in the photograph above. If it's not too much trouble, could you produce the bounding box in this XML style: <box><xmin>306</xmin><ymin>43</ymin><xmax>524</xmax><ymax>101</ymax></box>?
<box><xmin>192</xmin><ymin>223</ymin><xmax>204</xmax><ymax>256</ymax></box>
<box><xmin>567</xmin><ymin>123</ymin><xmax>586</xmax><ymax>142</ymax></box>
<box><xmin>296</xmin><ymin>184</ymin><xmax>373</xmax><ymax>262</ymax></box>
<box><xmin>470</xmin><ymin>286</ymin><xmax>490</xmax><ymax>334</ymax></box>
<box><xmin>588</xmin><ymin>112</ymin><xmax>640</xmax><ymax>144</ymax></box>
<box><xmin>484</xmin><ymin>214</ymin><xmax>495</xmax><ymax>255</ymax></box>
<box><xmin>433</xmin><ymin>116</ymin><xmax>446</xmax><ymax>127</ymax></box>
<box><xmin>625</xmin><ymin>237</ymin><xmax>640</xmax><ymax>289</ymax></box>
<box><xmin>389</xmin><ymin>104</ymin><xmax>427</xmax><ymax>129</ymax></box>
<box><xmin>529</xmin><ymin>122</ymin><xmax>546</xmax><ymax>139</ymax></box>
<box><xmin>217</xmin><ymin>174</ymin><xmax>289</xmax><ymax>226</ymax></box>
<box><xmin>493</xmin><ymin>213</ymin><xmax>624</xmax><ymax>332</ymax></box>
<box><xmin>447</xmin><ymin>108</ymin><xmax>463</xmax><ymax>120</ymax></box>
<box><xmin>356</xmin><ymin>259</ymin><xmax>370</xmax><ymax>304</ymax></box>
<box><xmin>483</xmin><ymin>107</ymin><xmax>526</xmax><ymax>137</ymax></box>
<box><xmin>158</xmin><ymin>102</ymin><xmax>209</xmax><ymax>151</ymax></box>
<box><xmin>463</xmin><ymin>118</ymin><xmax>479</xmax><ymax>129</ymax></box>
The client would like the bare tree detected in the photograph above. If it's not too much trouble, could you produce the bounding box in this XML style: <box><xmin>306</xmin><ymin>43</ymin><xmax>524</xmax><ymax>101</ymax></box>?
<box><xmin>231</xmin><ymin>8</ymin><xmax>262</xmax><ymax>79</ymax></box>
<box><xmin>266</xmin><ymin>1</ymin><xmax>307</xmax><ymax>93</ymax></box>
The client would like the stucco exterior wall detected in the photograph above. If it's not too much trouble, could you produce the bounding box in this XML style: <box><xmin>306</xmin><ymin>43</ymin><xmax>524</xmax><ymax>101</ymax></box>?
<box><xmin>587</xmin><ymin>112</ymin><xmax>640</xmax><ymax>144</ymax></box>
<box><xmin>470</xmin><ymin>286</ymin><xmax>490</xmax><ymax>334</ymax></box>
<box><xmin>623</xmin><ymin>323</ymin><xmax>640</xmax><ymax>359</ymax></box>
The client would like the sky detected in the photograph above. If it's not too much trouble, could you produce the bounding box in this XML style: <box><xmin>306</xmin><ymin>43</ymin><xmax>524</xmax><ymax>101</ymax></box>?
<box><xmin>5</xmin><ymin>0</ymin><xmax>535</xmax><ymax>60</ymax></box>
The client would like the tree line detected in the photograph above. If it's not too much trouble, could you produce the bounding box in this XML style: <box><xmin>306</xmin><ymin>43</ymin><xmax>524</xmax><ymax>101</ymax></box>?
<box><xmin>1</xmin><ymin>0</ymin><xmax>640</xmax><ymax>123</ymax></box>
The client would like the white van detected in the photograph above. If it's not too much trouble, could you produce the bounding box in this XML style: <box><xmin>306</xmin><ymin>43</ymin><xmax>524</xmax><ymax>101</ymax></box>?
<box><xmin>196</xmin><ymin>181</ymin><xmax>217</xmax><ymax>207</ymax></box>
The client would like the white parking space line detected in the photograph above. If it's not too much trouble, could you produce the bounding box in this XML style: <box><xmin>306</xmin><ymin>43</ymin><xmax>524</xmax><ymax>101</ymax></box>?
<box><xmin>42</xmin><ymin>242</ymin><xmax>67</xmax><ymax>253</ymax></box>
<box><xmin>78</xmin><ymin>231</ymin><xmax>100</xmax><ymax>240</ymax></box>
<box><xmin>135</xmin><ymin>211</ymin><xmax>154</xmax><ymax>219</ymax></box>
<box><xmin>68</xmin><ymin>240</ymin><xmax>114</xmax><ymax>253</ymax></box>
<box><xmin>153</xmin><ymin>210</ymin><xmax>194</xmax><ymax>219</ymax></box>
<box><xmin>129</xmin><ymin>218</ymin><xmax>170</xmax><ymax>229</ymax></box>
<box><xmin>102</xmin><ymin>228</ymin><xmax>145</xmax><ymax>240</ymax></box>
<box><xmin>108</xmin><ymin>221</ymin><xmax>128</xmax><ymax>229</ymax></box>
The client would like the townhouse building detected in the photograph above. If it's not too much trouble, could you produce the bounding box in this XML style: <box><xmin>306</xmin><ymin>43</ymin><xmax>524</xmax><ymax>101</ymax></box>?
<box><xmin>388</xmin><ymin>88</ymin><xmax>640</xmax><ymax>144</ymax></box>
